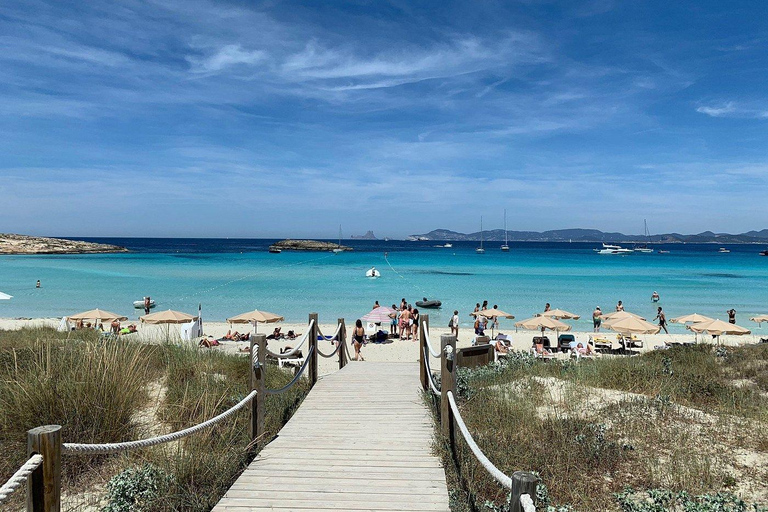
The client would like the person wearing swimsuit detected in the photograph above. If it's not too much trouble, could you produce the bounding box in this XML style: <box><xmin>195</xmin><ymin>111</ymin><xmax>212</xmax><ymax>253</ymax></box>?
<box><xmin>352</xmin><ymin>319</ymin><xmax>366</xmax><ymax>361</ymax></box>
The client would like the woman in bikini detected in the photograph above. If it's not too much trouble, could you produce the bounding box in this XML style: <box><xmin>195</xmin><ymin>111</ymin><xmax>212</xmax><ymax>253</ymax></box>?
<box><xmin>352</xmin><ymin>319</ymin><xmax>366</xmax><ymax>361</ymax></box>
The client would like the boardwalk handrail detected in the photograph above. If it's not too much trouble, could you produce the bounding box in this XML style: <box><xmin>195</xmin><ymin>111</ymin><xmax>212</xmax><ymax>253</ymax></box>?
<box><xmin>422</xmin><ymin>321</ymin><xmax>441</xmax><ymax>358</ymax></box>
<box><xmin>63</xmin><ymin>390</ymin><xmax>259</xmax><ymax>455</ymax></box>
<box><xmin>316</xmin><ymin>323</ymin><xmax>344</xmax><ymax>358</ymax></box>
<box><xmin>14</xmin><ymin>312</ymin><xmax>341</xmax><ymax>511</ymax></box>
<box><xmin>0</xmin><ymin>454</ymin><xmax>43</xmax><ymax>504</ymax></box>
<box><xmin>420</xmin><ymin>323</ymin><xmax>538</xmax><ymax>512</ymax></box>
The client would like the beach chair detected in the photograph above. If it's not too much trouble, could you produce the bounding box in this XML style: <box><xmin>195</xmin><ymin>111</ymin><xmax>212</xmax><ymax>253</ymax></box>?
<box><xmin>277</xmin><ymin>350</ymin><xmax>306</xmax><ymax>369</ymax></box>
<box><xmin>618</xmin><ymin>333</ymin><xmax>643</xmax><ymax>349</ymax></box>
<box><xmin>590</xmin><ymin>335</ymin><xmax>613</xmax><ymax>351</ymax></box>
<box><xmin>557</xmin><ymin>334</ymin><xmax>575</xmax><ymax>353</ymax></box>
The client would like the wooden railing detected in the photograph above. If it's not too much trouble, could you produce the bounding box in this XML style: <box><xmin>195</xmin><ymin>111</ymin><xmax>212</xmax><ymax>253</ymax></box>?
<box><xmin>419</xmin><ymin>315</ymin><xmax>539</xmax><ymax>512</ymax></box>
<box><xmin>1</xmin><ymin>312</ymin><xmax>346</xmax><ymax>512</ymax></box>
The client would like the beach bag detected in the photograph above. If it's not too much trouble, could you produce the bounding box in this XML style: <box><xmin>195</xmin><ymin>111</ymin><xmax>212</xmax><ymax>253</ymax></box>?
<box><xmin>448</xmin><ymin>318</ymin><xmax>454</xmax><ymax>328</ymax></box>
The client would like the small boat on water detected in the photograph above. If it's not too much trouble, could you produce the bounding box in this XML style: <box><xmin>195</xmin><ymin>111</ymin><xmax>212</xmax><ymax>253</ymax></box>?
<box><xmin>434</xmin><ymin>243</ymin><xmax>453</xmax><ymax>248</ymax></box>
<box><xmin>595</xmin><ymin>243</ymin><xmax>633</xmax><ymax>255</ymax></box>
<box><xmin>634</xmin><ymin>220</ymin><xmax>654</xmax><ymax>253</ymax></box>
<box><xmin>760</xmin><ymin>250</ymin><xmax>768</xmax><ymax>256</ymax></box>
<box><xmin>133</xmin><ymin>299</ymin><xmax>156</xmax><ymax>309</ymax></box>
<box><xmin>415</xmin><ymin>298</ymin><xmax>442</xmax><ymax>309</ymax></box>
<box><xmin>268</xmin><ymin>247</ymin><xmax>281</xmax><ymax>253</ymax></box>
<box><xmin>366</xmin><ymin>267</ymin><xmax>381</xmax><ymax>278</ymax></box>
<box><xmin>501</xmin><ymin>209</ymin><xmax>510</xmax><ymax>251</ymax></box>
<box><xmin>476</xmin><ymin>216</ymin><xmax>485</xmax><ymax>254</ymax></box>
<box><xmin>658</xmin><ymin>250</ymin><xmax>670</xmax><ymax>254</ymax></box>
<box><xmin>332</xmin><ymin>225</ymin><xmax>344</xmax><ymax>253</ymax></box>
<box><xmin>718</xmin><ymin>247</ymin><xmax>730</xmax><ymax>253</ymax></box>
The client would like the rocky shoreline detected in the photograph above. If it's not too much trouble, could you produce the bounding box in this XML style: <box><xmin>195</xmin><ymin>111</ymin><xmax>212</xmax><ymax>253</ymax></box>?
<box><xmin>0</xmin><ymin>234</ymin><xmax>128</xmax><ymax>255</ymax></box>
<box><xmin>269</xmin><ymin>239</ymin><xmax>353</xmax><ymax>252</ymax></box>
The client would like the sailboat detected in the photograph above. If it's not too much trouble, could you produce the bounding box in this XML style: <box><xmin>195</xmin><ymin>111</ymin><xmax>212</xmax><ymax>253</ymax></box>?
<box><xmin>634</xmin><ymin>220</ymin><xmax>654</xmax><ymax>253</ymax></box>
<box><xmin>332</xmin><ymin>225</ymin><xmax>344</xmax><ymax>253</ymax></box>
<box><xmin>476</xmin><ymin>217</ymin><xmax>485</xmax><ymax>253</ymax></box>
<box><xmin>501</xmin><ymin>209</ymin><xmax>510</xmax><ymax>251</ymax></box>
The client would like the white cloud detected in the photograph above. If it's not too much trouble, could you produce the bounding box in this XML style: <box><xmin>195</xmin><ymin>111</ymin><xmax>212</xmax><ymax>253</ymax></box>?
<box><xmin>187</xmin><ymin>44</ymin><xmax>267</xmax><ymax>73</ymax></box>
<box><xmin>696</xmin><ymin>102</ymin><xmax>768</xmax><ymax>119</ymax></box>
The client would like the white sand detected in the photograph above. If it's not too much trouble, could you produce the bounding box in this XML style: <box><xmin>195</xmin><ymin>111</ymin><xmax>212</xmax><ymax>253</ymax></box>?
<box><xmin>2</xmin><ymin>317</ymin><xmax>763</xmax><ymax>377</ymax></box>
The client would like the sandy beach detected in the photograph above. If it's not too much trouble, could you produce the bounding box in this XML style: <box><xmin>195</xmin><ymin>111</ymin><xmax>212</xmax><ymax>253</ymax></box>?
<box><xmin>2</xmin><ymin>316</ymin><xmax>764</xmax><ymax>377</ymax></box>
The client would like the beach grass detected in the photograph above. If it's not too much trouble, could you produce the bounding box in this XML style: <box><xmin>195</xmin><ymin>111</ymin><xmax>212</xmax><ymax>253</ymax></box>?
<box><xmin>0</xmin><ymin>327</ymin><xmax>308</xmax><ymax>511</ymax></box>
<box><xmin>433</xmin><ymin>344</ymin><xmax>768</xmax><ymax>511</ymax></box>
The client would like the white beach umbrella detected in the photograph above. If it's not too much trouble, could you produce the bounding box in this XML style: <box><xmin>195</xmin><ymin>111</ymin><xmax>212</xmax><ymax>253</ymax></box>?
<box><xmin>539</xmin><ymin>309</ymin><xmax>580</xmax><ymax>320</ymax></box>
<box><xmin>670</xmin><ymin>313</ymin><xmax>714</xmax><ymax>325</ymax></box>
<box><xmin>750</xmin><ymin>314</ymin><xmax>768</xmax><ymax>325</ymax></box>
<box><xmin>227</xmin><ymin>309</ymin><xmax>284</xmax><ymax>333</ymax></box>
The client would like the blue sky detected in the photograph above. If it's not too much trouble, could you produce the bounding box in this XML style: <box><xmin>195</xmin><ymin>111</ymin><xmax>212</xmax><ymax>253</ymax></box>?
<box><xmin>1</xmin><ymin>0</ymin><xmax>767</xmax><ymax>238</ymax></box>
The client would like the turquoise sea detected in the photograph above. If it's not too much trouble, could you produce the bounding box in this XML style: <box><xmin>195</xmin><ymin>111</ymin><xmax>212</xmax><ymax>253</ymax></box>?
<box><xmin>1</xmin><ymin>239</ymin><xmax>768</xmax><ymax>332</ymax></box>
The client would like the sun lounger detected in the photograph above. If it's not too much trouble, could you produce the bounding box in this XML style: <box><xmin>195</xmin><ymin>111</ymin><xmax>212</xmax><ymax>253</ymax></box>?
<box><xmin>590</xmin><ymin>336</ymin><xmax>613</xmax><ymax>350</ymax></box>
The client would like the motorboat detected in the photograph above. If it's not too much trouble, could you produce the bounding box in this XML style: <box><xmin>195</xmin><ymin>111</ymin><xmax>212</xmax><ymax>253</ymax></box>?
<box><xmin>133</xmin><ymin>299</ymin><xmax>156</xmax><ymax>309</ymax></box>
<box><xmin>658</xmin><ymin>250</ymin><xmax>670</xmax><ymax>254</ymax></box>
<box><xmin>501</xmin><ymin>209</ymin><xmax>510</xmax><ymax>251</ymax></box>
<box><xmin>718</xmin><ymin>247</ymin><xmax>730</xmax><ymax>253</ymax></box>
<box><xmin>443</xmin><ymin>243</ymin><xmax>453</xmax><ymax>248</ymax></box>
<box><xmin>761</xmin><ymin>250</ymin><xmax>768</xmax><ymax>256</ymax></box>
<box><xmin>476</xmin><ymin>216</ymin><xmax>485</xmax><ymax>253</ymax></box>
<box><xmin>595</xmin><ymin>243</ymin><xmax>633</xmax><ymax>255</ymax></box>
<box><xmin>415</xmin><ymin>298</ymin><xmax>442</xmax><ymax>309</ymax></box>
<box><xmin>366</xmin><ymin>267</ymin><xmax>381</xmax><ymax>278</ymax></box>
<box><xmin>268</xmin><ymin>247</ymin><xmax>281</xmax><ymax>253</ymax></box>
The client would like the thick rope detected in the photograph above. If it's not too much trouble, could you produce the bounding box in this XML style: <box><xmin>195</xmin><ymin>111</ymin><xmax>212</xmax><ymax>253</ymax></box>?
<box><xmin>520</xmin><ymin>494</ymin><xmax>536</xmax><ymax>512</ymax></box>
<box><xmin>422</xmin><ymin>324</ymin><xmax>441</xmax><ymax>358</ymax></box>
<box><xmin>265</xmin><ymin>320</ymin><xmax>313</xmax><ymax>359</ymax></box>
<box><xmin>316</xmin><ymin>323</ymin><xmax>344</xmax><ymax>358</ymax></box>
<box><xmin>63</xmin><ymin>390</ymin><xmax>257</xmax><ymax>455</ymax></box>
<box><xmin>423</xmin><ymin>347</ymin><xmax>441</xmax><ymax>395</ymax></box>
<box><xmin>0</xmin><ymin>454</ymin><xmax>43</xmax><ymax>503</ymax></box>
<box><xmin>343</xmin><ymin>337</ymin><xmax>354</xmax><ymax>361</ymax></box>
<box><xmin>265</xmin><ymin>347</ymin><xmax>313</xmax><ymax>395</ymax></box>
<box><xmin>317</xmin><ymin>341</ymin><xmax>341</xmax><ymax>358</ymax></box>
<box><xmin>447</xmin><ymin>390</ymin><xmax>513</xmax><ymax>489</ymax></box>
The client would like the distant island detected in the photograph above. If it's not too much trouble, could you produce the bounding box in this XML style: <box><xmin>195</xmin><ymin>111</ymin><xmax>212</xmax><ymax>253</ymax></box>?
<box><xmin>0</xmin><ymin>234</ymin><xmax>128</xmax><ymax>254</ymax></box>
<box><xmin>269</xmin><ymin>239</ymin><xmax>353</xmax><ymax>252</ymax></box>
<box><xmin>350</xmin><ymin>230</ymin><xmax>377</xmax><ymax>240</ymax></box>
<box><xmin>408</xmin><ymin>228</ymin><xmax>768</xmax><ymax>244</ymax></box>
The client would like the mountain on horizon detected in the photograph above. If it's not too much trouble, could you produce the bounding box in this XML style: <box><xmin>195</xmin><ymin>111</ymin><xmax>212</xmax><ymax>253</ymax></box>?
<box><xmin>409</xmin><ymin>228</ymin><xmax>768</xmax><ymax>244</ymax></box>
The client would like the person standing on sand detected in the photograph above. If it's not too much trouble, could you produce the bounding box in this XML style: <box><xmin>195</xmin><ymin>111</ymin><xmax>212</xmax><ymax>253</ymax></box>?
<box><xmin>389</xmin><ymin>304</ymin><xmax>398</xmax><ymax>336</ymax></box>
<box><xmin>727</xmin><ymin>309</ymin><xmax>736</xmax><ymax>324</ymax></box>
<box><xmin>450</xmin><ymin>310</ymin><xmax>459</xmax><ymax>338</ymax></box>
<box><xmin>144</xmin><ymin>296</ymin><xmax>151</xmax><ymax>315</ymax></box>
<box><xmin>399</xmin><ymin>306</ymin><xmax>410</xmax><ymax>340</ymax></box>
<box><xmin>654</xmin><ymin>307</ymin><xmax>669</xmax><ymax>334</ymax></box>
<box><xmin>411</xmin><ymin>308</ymin><xmax>420</xmax><ymax>341</ymax></box>
<box><xmin>616</xmin><ymin>301</ymin><xmax>624</xmax><ymax>312</ymax></box>
<box><xmin>352</xmin><ymin>319</ymin><xmax>365</xmax><ymax>361</ymax></box>
<box><xmin>482</xmin><ymin>300</ymin><xmax>488</xmax><ymax>311</ymax></box>
<box><xmin>593</xmin><ymin>307</ymin><xmax>602</xmax><ymax>332</ymax></box>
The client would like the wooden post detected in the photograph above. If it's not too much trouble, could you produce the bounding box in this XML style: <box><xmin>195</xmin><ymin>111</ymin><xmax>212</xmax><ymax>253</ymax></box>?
<box><xmin>510</xmin><ymin>471</ymin><xmax>539</xmax><ymax>512</ymax></box>
<box><xmin>27</xmin><ymin>425</ymin><xmax>61</xmax><ymax>512</ymax></box>
<box><xmin>249</xmin><ymin>334</ymin><xmax>266</xmax><ymax>442</ymax></box>
<box><xmin>337</xmin><ymin>318</ymin><xmax>347</xmax><ymax>369</ymax></box>
<box><xmin>309</xmin><ymin>313</ymin><xmax>318</xmax><ymax>387</ymax></box>
<box><xmin>419</xmin><ymin>314</ymin><xmax>429</xmax><ymax>391</ymax></box>
<box><xmin>440</xmin><ymin>334</ymin><xmax>457</xmax><ymax>441</ymax></box>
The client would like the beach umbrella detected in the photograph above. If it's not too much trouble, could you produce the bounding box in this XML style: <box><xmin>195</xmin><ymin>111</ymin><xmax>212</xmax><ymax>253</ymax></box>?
<box><xmin>687</xmin><ymin>319</ymin><xmax>751</xmax><ymax>337</ymax></box>
<box><xmin>604</xmin><ymin>315</ymin><xmax>660</xmax><ymax>335</ymax></box>
<box><xmin>670</xmin><ymin>313</ymin><xmax>714</xmax><ymax>325</ymax></box>
<box><xmin>140</xmin><ymin>309</ymin><xmax>196</xmax><ymax>324</ymax></box>
<box><xmin>226</xmin><ymin>309</ymin><xmax>284</xmax><ymax>333</ymax></box>
<box><xmin>515</xmin><ymin>316</ymin><xmax>571</xmax><ymax>332</ymax></box>
<box><xmin>361</xmin><ymin>306</ymin><xmax>396</xmax><ymax>324</ymax></box>
<box><xmin>69</xmin><ymin>308</ymin><xmax>128</xmax><ymax>323</ymax></box>
<box><xmin>472</xmin><ymin>308</ymin><xmax>515</xmax><ymax>338</ymax></box>
<box><xmin>750</xmin><ymin>314</ymin><xmax>768</xmax><ymax>325</ymax></box>
<box><xmin>601</xmin><ymin>310</ymin><xmax>646</xmax><ymax>322</ymax></box>
<box><xmin>539</xmin><ymin>309</ymin><xmax>580</xmax><ymax>320</ymax></box>
<box><xmin>0</xmin><ymin>291</ymin><xmax>11</xmax><ymax>300</ymax></box>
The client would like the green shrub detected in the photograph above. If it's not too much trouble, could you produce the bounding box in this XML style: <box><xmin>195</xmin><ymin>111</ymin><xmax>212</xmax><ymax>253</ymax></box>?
<box><xmin>103</xmin><ymin>463</ymin><xmax>171</xmax><ymax>512</ymax></box>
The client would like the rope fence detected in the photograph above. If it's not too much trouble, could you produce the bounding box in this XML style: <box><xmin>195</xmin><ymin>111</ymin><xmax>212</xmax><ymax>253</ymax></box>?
<box><xmin>316</xmin><ymin>323</ymin><xmax>344</xmax><ymax>358</ymax></box>
<box><xmin>422</xmin><ymin>322</ymin><xmax>441</xmax><ymax>358</ymax></box>
<box><xmin>265</xmin><ymin>347</ymin><xmax>314</xmax><ymax>395</ymax></box>
<box><xmin>422</xmin><ymin>346</ymin><xmax>441</xmax><ymax>395</ymax></box>
<box><xmin>0</xmin><ymin>454</ymin><xmax>43</xmax><ymax>504</ymax></box>
<box><xmin>265</xmin><ymin>319</ymin><xmax>313</xmax><ymax>359</ymax></box>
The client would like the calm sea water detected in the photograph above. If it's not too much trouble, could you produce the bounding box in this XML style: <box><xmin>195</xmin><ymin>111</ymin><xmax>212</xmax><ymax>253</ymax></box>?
<box><xmin>1</xmin><ymin>239</ymin><xmax>767</xmax><ymax>332</ymax></box>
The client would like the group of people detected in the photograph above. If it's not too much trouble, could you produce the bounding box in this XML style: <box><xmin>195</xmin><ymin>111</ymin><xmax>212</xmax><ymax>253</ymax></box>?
<box><xmin>472</xmin><ymin>300</ymin><xmax>499</xmax><ymax>336</ymax></box>
<box><xmin>374</xmin><ymin>299</ymin><xmax>421</xmax><ymax>341</ymax></box>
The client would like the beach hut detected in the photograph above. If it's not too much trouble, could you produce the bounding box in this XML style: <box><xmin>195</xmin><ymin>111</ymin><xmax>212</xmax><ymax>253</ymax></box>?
<box><xmin>226</xmin><ymin>309</ymin><xmax>284</xmax><ymax>333</ymax></box>
<box><xmin>687</xmin><ymin>318</ymin><xmax>751</xmax><ymax>344</ymax></box>
<box><xmin>471</xmin><ymin>308</ymin><xmax>515</xmax><ymax>338</ymax></box>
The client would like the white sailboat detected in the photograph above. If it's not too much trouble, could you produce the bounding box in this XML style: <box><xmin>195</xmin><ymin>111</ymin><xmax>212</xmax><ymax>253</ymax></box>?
<box><xmin>501</xmin><ymin>209</ymin><xmax>510</xmax><ymax>251</ymax></box>
<box><xmin>634</xmin><ymin>219</ymin><xmax>654</xmax><ymax>253</ymax></box>
<box><xmin>476</xmin><ymin>217</ymin><xmax>485</xmax><ymax>253</ymax></box>
<box><xmin>332</xmin><ymin>225</ymin><xmax>344</xmax><ymax>253</ymax></box>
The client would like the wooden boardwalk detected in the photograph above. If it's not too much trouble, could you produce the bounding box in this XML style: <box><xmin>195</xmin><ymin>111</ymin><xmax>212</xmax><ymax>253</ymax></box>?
<box><xmin>212</xmin><ymin>362</ymin><xmax>450</xmax><ymax>511</ymax></box>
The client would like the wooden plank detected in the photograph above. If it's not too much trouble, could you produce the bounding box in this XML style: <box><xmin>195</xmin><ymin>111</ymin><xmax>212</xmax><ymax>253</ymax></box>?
<box><xmin>212</xmin><ymin>362</ymin><xmax>449</xmax><ymax>512</ymax></box>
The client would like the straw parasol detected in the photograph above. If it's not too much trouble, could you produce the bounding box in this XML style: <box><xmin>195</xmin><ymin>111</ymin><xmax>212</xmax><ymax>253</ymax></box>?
<box><xmin>601</xmin><ymin>310</ymin><xmax>645</xmax><ymax>322</ymax></box>
<box><xmin>750</xmin><ymin>314</ymin><xmax>768</xmax><ymax>325</ymax></box>
<box><xmin>69</xmin><ymin>308</ymin><xmax>128</xmax><ymax>323</ymax></box>
<box><xmin>361</xmin><ymin>306</ymin><xmax>396</xmax><ymax>324</ymax></box>
<box><xmin>515</xmin><ymin>316</ymin><xmax>571</xmax><ymax>332</ymax></box>
<box><xmin>227</xmin><ymin>309</ymin><xmax>284</xmax><ymax>333</ymax></box>
<box><xmin>0</xmin><ymin>291</ymin><xmax>12</xmax><ymax>300</ymax></box>
<box><xmin>604</xmin><ymin>315</ymin><xmax>660</xmax><ymax>335</ymax></box>
<box><xmin>687</xmin><ymin>319</ymin><xmax>751</xmax><ymax>337</ymax></box>
<box><xmin>140</xmin><ymin>309</ymin><xmax>196</xmax><ymax>324</ymax></box>
<box><xmin>670</xmin><ymin>313</ymin><xmax>714</xmax><ymax>325</ymax></box>
<box><xmin>539</xmin><ymin>309</ymin><xmax>580</xmax><ymax>320</ymax></box>
<box><xmin>472</xmin><ymin>308</ymin><xmax>515</xmax><ymax>337</ymax></box>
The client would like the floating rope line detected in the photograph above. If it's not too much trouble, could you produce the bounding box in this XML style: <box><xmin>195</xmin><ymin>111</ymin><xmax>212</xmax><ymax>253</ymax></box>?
<box><xmin>63</xmin><ymin>390</ymin><xmax>258</xmax><ymax>455</ymax></box>
<box><xmin>0</xmin><ymin>454</ymin><xmax>43</xmax><ymax>503</ymax></box>
<box><xmin>383</xmin><ymin>253</ymin><xmax>431</xmax><ymax>298</ymax></box>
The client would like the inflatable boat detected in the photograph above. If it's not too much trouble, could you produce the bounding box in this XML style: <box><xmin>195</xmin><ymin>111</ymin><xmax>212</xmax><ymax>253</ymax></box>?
<box><xmin>133</xmin><ymin>299</ymin><xmax>156</xmax><ymax>309</ymax></box>
<box><xmin>415</xmin><ymin>298</ymin><xmax>441</xmax><ymax>309</ymax></box>
<box><xmin>365</xmin><ymin>267</ymin><xmax>381</xmax><ymax>278</ymax></box>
